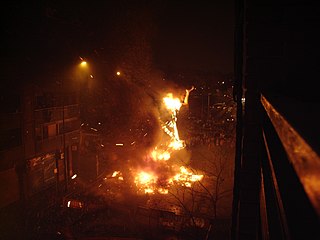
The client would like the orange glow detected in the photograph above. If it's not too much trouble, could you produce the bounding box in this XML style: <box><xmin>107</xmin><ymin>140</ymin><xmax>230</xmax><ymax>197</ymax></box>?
<box><xmin>151</xmin><ymin>148</ymin><xmax>171</xmax><ymax>161</ymax></box>
<box><xmin>172</xmin><ymin>166</ymin><xmax>204</xmax><ymax>186</ymax></box>
<box><xmin>109</xmin><ymin>88</ymin><xmax>203</xmax><ymax>194</ymax></box>
<box><xmin>111</xmin><ymin>170</ymin><xmax>124</xmax><ymax>181</ymax></box>
<box><xmin>182</xmin><ymin>86</ymin><xmax>195</xmax><ymax>105</ymax></box>
<box><xmin>80</xmin><ymin>61</ymin><xmax>87</xmax><ymax>67</ymax></box>
<box><xmin>134</xmin><ymin>171</ymin><xmax>158</xmax><ymax>194</ymax></box>
<box><xmin>112</xmin><ymin>171</ymin><xmax>120</xmax><ymax>177</ymax></box>
<box><xmin>163</xmin><ymin>93</ymin><xmax>182</xmax><ymax>111</ymax></box>
<box><xmin>162</xmin><ymin>93</ymin><xmax>185</xmax><ymax>151</ymax></box>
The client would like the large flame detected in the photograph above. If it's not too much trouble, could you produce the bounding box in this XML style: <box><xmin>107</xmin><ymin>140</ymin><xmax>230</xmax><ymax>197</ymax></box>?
<box><xmin>111</xmin><ymin>87</ymin><xmax>203</xmax><ymax>194</ymax></box>
<box><xmin>134</xmin><ymin>171</ymin><xmax>158</xmax><ymax>194</ymax></box>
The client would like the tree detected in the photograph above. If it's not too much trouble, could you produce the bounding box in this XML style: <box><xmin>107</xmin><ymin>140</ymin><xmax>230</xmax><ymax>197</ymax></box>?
<box><xmin>145</xmin><ymin>143</ymin><xmax>235</xmax><ymax>239</ymax></box>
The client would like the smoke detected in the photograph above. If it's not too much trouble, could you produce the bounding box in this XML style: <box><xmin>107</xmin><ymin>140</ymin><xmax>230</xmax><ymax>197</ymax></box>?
<box><xmin>93</xmin><ymin>68</ymin><xmax>195</xmax><ymax>194</ymax></box>
<box><xmin>100</xmin><ymin>70</ymin><xmax>188</xmax><ymax>148</ymax></box>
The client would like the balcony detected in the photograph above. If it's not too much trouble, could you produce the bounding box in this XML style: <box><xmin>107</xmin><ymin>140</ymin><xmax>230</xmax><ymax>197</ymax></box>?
<box><xmin>34</xmin><ymin>104</ymin><xmax>79</xmax><ymax>124</ymax></box>
<box><xmin>260</xmin><ymin>95</ymin><xmax>320</xmax><ymax>238</ymax></box>
<box><xmin>35</xmin><ymin>130</ymin><xmax>80</xmax><ymax>153</ymax></box>
<box><xmin>232</xmin><ymin>93</ymin><xmax>320</xmax><ymax>239</ymax></box>
<box><xmin>232</xmin><ymin>1</ymin><xmax>320</xmax><ymax>238</ymax></box>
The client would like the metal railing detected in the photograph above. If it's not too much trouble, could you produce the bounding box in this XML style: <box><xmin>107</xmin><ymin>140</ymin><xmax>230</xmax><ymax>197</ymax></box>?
<box><xmin>34</xmin><ymin>104</ymin><xmax>79</xmax><ymax>124</ymax></box>
<box><xmin>259</xmin><ymin>95</ymin><xmax>320</xmax><ymax>239</ymax></box>
<box><xmin>231</xmin><ymin>94</ymin><xmax>320</xmax><ymax>240</ymax></box>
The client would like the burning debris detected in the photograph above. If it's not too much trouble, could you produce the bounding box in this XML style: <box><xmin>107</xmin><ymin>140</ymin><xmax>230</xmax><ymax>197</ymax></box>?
<box><xmin>109</xmin><ymin>87</ymin><xmax>203</xmax><ymax>194</ymax></box>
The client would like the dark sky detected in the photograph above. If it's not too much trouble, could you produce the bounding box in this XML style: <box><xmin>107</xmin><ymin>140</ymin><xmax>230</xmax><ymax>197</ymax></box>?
<box><xmin>2</xmin><ymin>0</ymin><xmax>234</xmax><ymax>86</ymax></box>
<box><xmin>154</xmin><ymin>1</ymin><xmax>234</xmax><ymax>74</ymax></box>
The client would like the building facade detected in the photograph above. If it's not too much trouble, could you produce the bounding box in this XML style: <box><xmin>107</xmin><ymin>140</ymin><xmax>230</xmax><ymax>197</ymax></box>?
<box><xmin>0</xmin><ymin>83</ymin><xmax>80</xmax><ymax>209</ymax></box>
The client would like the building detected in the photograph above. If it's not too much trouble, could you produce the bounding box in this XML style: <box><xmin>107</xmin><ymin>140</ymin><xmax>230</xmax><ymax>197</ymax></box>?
<box><xmin>0</xmin><ymin>81</ymin><xmax>80</xmax><ymax>214</ymax></box>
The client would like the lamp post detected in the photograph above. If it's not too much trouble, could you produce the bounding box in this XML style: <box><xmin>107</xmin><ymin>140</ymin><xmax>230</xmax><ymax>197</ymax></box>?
<box><xmin>56</xmin><ymin>58</ymin><xmax>91</xmax><ymax>194</ymax></box>
<box><xmin>78</xmin><ymin>59</ymin><xmax>90</xmax><ymax>121</ymax></box>
<box><xmin>55</xmin><ymin>79</ymin><xmax>69</xmax><ymax>195</ymax></box>
<box><xmin>62</xmin><ymin>91</ymin><xmax>68</xmax><ymax>193</ymax></box>
<box><xmin>56</xmin><ymin>78</ymin><xmax>69</xmax><ymax>194</ymax></box>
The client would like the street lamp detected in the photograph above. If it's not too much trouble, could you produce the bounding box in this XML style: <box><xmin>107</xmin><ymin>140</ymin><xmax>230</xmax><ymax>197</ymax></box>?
<box><xmin>61</xmin><ymin>58</ymin><xmax>91</xmax><ymax>193</ymax></box>
<box><xmin>77</xmin><ymin>58</ymin><xmax>92</xmax><ymax>119</ymax></box>
<box><xmin>80</xmin><ymin>60</ymin><xmax>87</xmax><ymax>67</ymax></box>
<box><xmin>62</xmin><ymin>91</ymin><xmax>67</xmax><ymax>193</ymax></box>
<box><xmin>54</xmin><ymin>79</ymin><xmax>68</xmax><ymax>194</ymax></box>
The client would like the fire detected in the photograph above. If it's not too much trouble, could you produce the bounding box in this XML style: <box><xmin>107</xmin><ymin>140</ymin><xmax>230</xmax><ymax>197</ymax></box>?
<box><xmin>163</xmin><ymin>93</ymin><xmax>183</xmax><ymax>111</ymax></box>
<box><xmin>110</xmin><ymin>87</ymin><xmax>202</xmax><ymax>194</ymax></box>
<box><xmin>112</xmin><ymin>171</ymin><xmax>120</xmax><ymax>177</ymax></box>
<box><xmin>151</xmin><ymin>147</ymin><xmax>171</xmax><ymax>161</ymax></box>
<box><xmin>111</xmin><ymin>170</ymin><xmax>124</xmax><ymax>180</ymax></box>
<box><xmin>136</xmin><ymin>171</ymin><xmax>156</xmax><ymax>185</ymax></box>
<box><xmin>172</xmin><ymin>166</ymin><xmax>204</xmax><ymax>187</ymax></box>
<box><xmin>162</xmin><ymin>93</ymin><xmax>185</xmax><ymax>151</ymax></box>
<box><xmin>134</xmin><ymin>171</ymin><xmax>158</xmax><ymax>194</ymax></box>
<box><xmin>133</xmin><ymin>165</ymin><xmax>204</xmax><ymax>194</ymax></box>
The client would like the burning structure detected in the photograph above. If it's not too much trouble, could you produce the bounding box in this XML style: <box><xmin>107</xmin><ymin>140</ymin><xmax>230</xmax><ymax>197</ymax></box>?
<box><xmin>110</xmin><ymin>86</ymin><xmax>204</xmax><ymax>195</ymax></box>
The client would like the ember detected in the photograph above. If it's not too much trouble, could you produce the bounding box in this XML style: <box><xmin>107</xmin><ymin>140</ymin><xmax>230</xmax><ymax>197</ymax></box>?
<box><xmin>110</xmin><ymin>87</ymin><xmax>203</xmax><ymax>194</ymax></box>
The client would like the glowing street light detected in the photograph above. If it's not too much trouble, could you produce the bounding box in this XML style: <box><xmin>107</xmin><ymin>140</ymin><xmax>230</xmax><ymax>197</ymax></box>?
<box><xmin>79</xmin><ymin>57</ymin><xmax>87</xmax><ymax>67</ymax></box>
<box><xmin>116</xmin><ymin>71</ymin><xmax>121</xmax><ymax>76</ymax></box>
<box><xmin>80</xmin><ymin>61</ymin><xmax>87</xmax><ymax>67</ymax></box>
<box><xmin>61</xmin><ymin>57</ymin><xmax>91</xmax><ymax>193</ymax></box>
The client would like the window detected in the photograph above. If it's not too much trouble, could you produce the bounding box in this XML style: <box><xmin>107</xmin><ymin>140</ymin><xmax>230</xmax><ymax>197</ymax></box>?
<box><xmin>59</xmin><ymin>119</ymin><xmax>80</xmax><ymax>134</ymax></box>
<box><xmin>48</xmin><ymin>124</ymin><xmax>57</xmax><ymax>138</ymax></box>
<box><xmin>35</xmin><ymin>126</ymin><xmax>42</xmax><ymax>141</ymax></box>
<box><xmin>41</xmin><ymin>124</ymin><xmax>57</xmax><ymax>140</ymax></box>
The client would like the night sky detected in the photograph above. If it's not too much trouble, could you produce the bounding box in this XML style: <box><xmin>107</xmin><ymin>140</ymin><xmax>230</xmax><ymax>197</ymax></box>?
<box><xmin>2</xmin><ymin>0</ymin><xmax>234</xmax><ymax>87</ymax></box>
<box><xmin>154</xmin><ymin>1</ymin><xmax>234</xmax><ymax>74</ymax></box>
